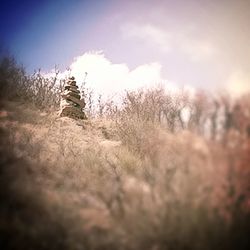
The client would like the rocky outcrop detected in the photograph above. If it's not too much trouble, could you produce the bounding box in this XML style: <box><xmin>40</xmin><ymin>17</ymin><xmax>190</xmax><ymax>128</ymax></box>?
<box><xmin>59</xmin><ymin>77</ymin><xmax>87</xmax><ymax>119</ymax></box>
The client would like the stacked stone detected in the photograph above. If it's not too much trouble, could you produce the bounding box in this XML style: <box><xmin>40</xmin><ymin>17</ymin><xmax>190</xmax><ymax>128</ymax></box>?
<box><xmin>59</xmin><ymin>76</ymin><xmax>86</xmax><ymax>119</ymax></box>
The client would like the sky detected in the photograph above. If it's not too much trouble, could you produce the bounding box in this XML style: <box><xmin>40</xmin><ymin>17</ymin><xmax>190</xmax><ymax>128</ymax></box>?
<box><xmin>1</xmin><ymin>0</ymin><xmax>250</xmax><ymax>97</ymax></box>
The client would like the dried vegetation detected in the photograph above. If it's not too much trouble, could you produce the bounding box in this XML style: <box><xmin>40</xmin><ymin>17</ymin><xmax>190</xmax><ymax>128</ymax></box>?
<box><xmin>0</xmin><ymin>56</ymin><xmax>250</xmax><ymax>250</ymax></box>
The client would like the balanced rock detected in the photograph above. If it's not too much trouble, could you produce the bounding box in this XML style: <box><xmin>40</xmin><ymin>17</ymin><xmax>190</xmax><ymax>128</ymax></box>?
<box><xmin>59</xmin><ymin>76</ymin><xmax>87</xmax><ymax>119</ymax></box>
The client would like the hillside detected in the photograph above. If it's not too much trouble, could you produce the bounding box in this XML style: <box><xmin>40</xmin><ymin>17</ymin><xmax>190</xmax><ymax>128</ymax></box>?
<box><xmin>1</xmin><ymin>97</ymin><xmax>250</xmax><ymax>250</ymax></box>
<box><xmin>0</xmin><ymin>55</ymin><xmax>250</xmax><ymax>250</ymax></box>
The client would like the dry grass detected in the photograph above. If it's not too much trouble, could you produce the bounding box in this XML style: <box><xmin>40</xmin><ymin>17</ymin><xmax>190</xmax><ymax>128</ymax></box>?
<box><xmin>1</xmin><ymin>99</ymin><xmax>250</xmax><ymax>250</ymax></box>
<box><xmin>0</xmin><ymin>56</ymin><xmax>250</xmax><ymax>250</ymax></box>
<box><xmin>0</xmin><ymin>56</ymin><xmax>64</xmax><ymax>110</ymax></box>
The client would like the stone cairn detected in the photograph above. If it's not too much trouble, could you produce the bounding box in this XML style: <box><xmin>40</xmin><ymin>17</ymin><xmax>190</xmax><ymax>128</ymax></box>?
<box><xmin>59</xmin><ymin>76</ymin><xmax>86</xmax><ymax>119</ymax></box>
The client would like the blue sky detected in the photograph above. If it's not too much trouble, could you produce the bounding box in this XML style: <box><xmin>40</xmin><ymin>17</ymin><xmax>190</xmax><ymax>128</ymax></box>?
<box><xmin>1</xmin><ymin>0</ymin><xmax>109</xmax><ymax>68</ymax></box>
<box><xmin>1</xmin><ymin>0</ymin><xmax>250</xmax><ymax>96</ymax></box>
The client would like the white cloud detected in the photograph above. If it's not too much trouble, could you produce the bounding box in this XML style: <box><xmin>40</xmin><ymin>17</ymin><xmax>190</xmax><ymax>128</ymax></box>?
<box><xmin>70</xmin><ymin>51</ymin><xmax>129</xmax><ymax>95</ymax></box>
<box><xmin>227</xmin><ymin>70</ymin><xmax>250</xmax><ymax>97</ymax></box>
<box><xmin>68</xmin><ymin>51</ymin><xmax>174</xmax><ymax>97</ymax></box>
<box><xmin>121</xmin><ymin>23</ymin><xmax>171</xmax><ymax>53</ymax></box>
<box><xmin>47</xmin><ymin>51</ymin><xmax>195</xmax><ymax>104</ymax></box>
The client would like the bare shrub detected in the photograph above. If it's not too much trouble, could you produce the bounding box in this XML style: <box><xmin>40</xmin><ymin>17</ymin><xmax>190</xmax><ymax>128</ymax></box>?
<box><xmin>0</xmin><ymin>56</ymin><xmax>65</xmax><ymax>110</ymax></box>
<box><xmin>1</xmin><ymin>56</ymin><xmax>250</xmax><ymax>249</ymax></box>
<box><xmin>2</xmin><ymin>108</ymin><xmax>249</xmax><ymax>250</ymax></box>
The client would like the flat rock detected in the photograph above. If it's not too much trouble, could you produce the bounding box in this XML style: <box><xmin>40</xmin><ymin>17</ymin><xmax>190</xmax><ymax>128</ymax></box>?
<box><xmin>69</xmin><ymin>88</ymin><xmax>80</xmax><ymax>94</ymax></box>
<box><xmin>60</xmin><ymin>106</ymin><xmax>86</xmax><ymax>119</ymax></box>
<box><xmin>63</xmin><ymin>95</ymin><xmax>86</xmax><ymax>108</ymax></box>
<box><xmin>60</xmin><ymin>99</ymin><xmax>74</xmax><ymax>107</ymax></box>
<box><xmin>67</xmin><ymin>80</ymin><xmax>76</xmax><ymax>86</ymax></box>
<box><xmin>63</xmin><ymin>90</ymin><xmax>81</xmax><ymax>99</ymax></box>
<box><xmin>64</xmin><ymin>85</ymin><xmax>79</xmax><ymax>91</ymax></box>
